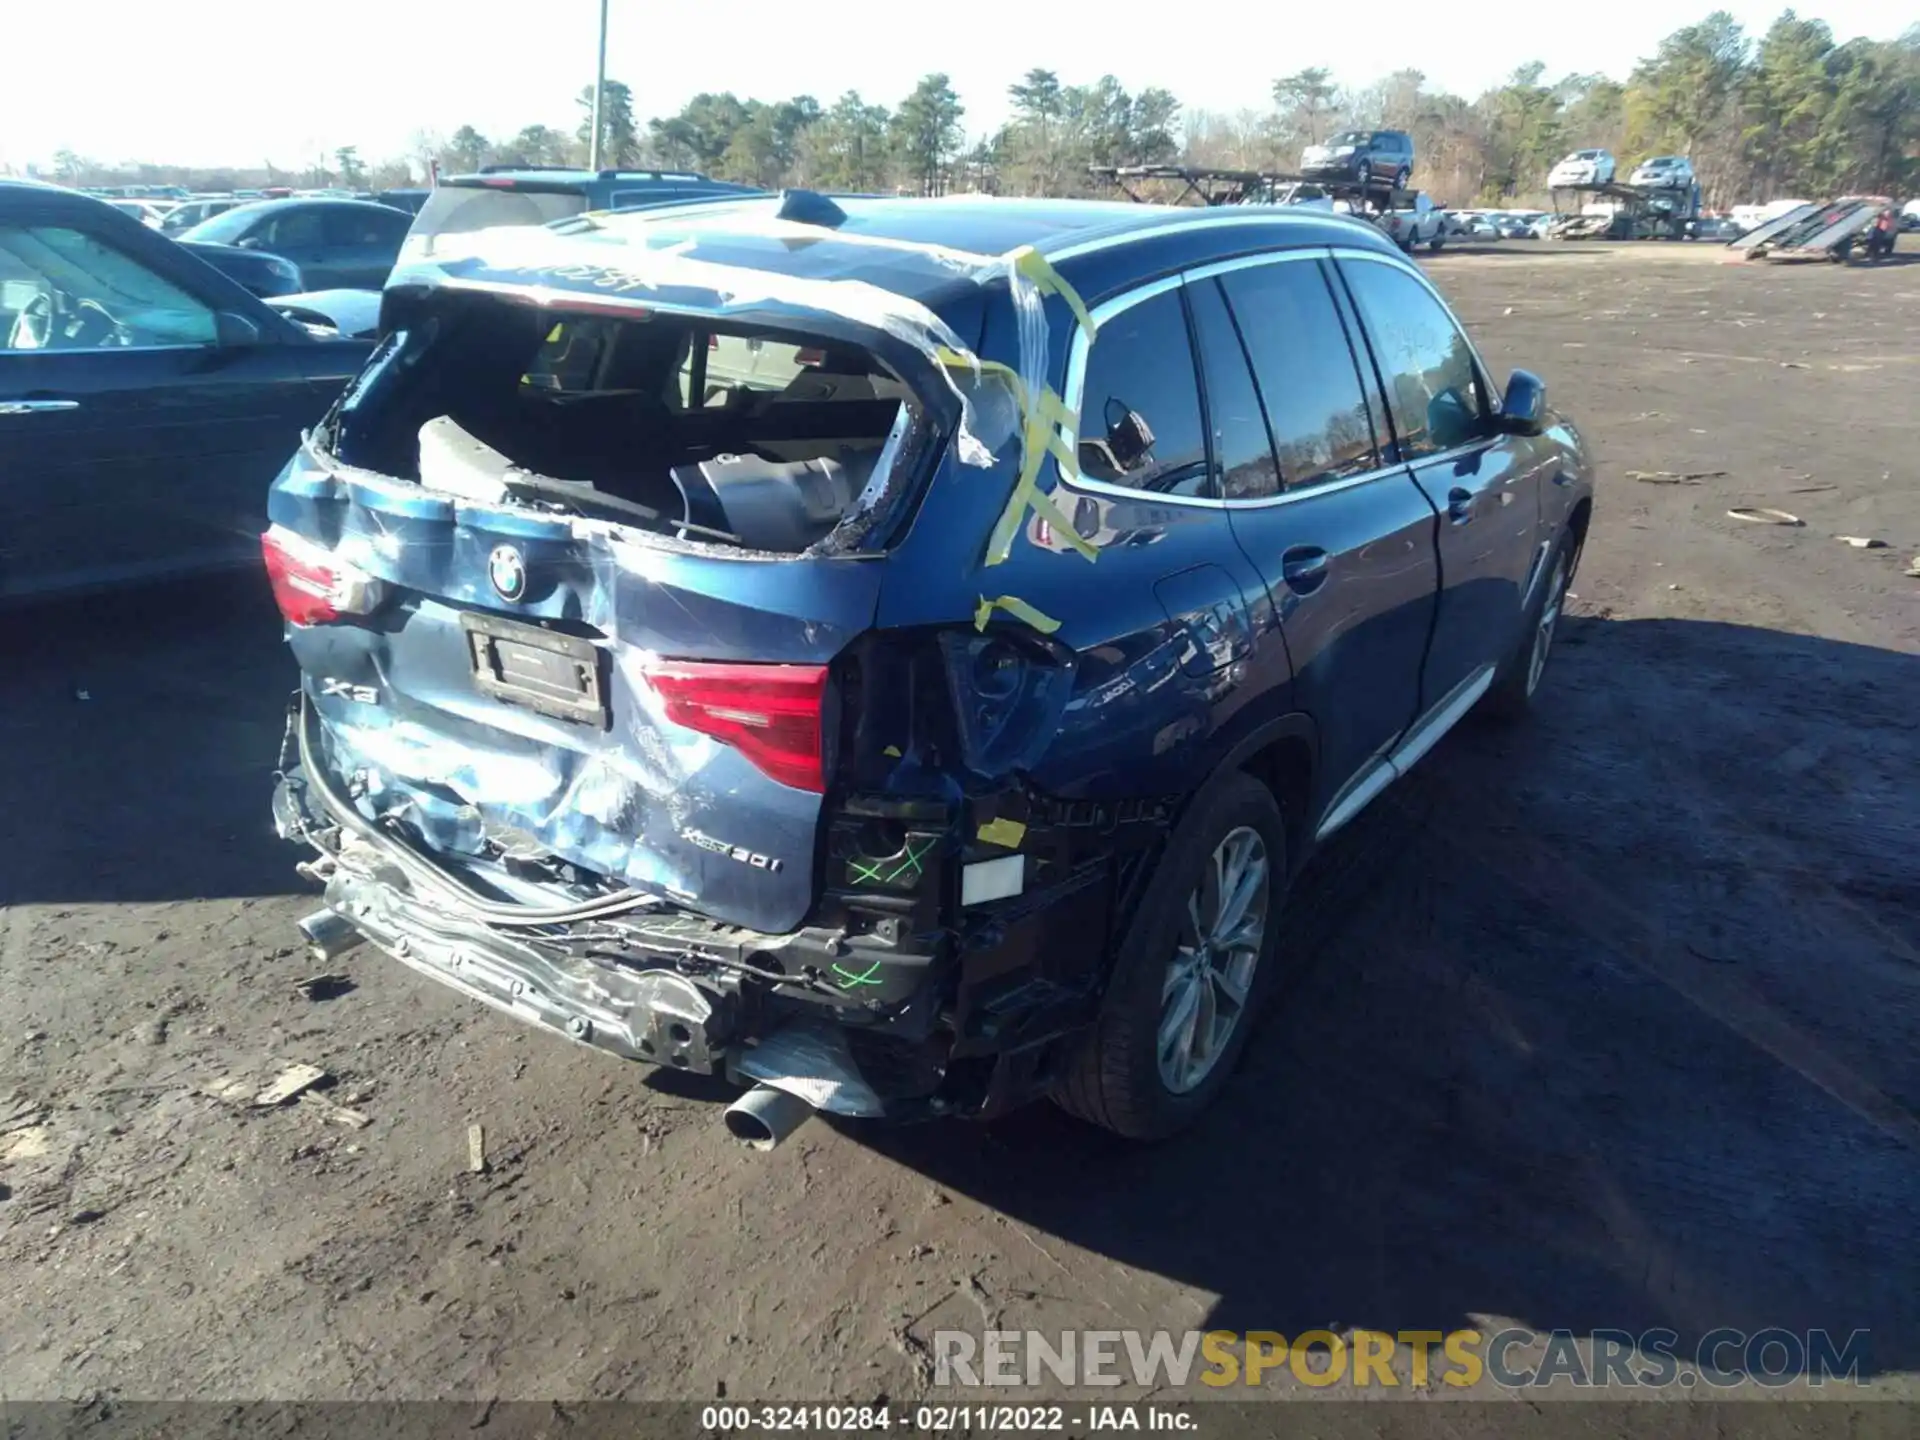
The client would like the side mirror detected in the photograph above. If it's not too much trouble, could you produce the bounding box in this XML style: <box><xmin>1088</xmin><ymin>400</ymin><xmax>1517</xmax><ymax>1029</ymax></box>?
<box><xmin>236</xmin><ymin>236</ymin><xmax>263</xmax><ymax>250</ymax></box>
<box><xmin>214</xmin><ymin>310</ymin><xmax>263</xmax><ymax>347</ymax></box>
<box><xmin>1500</xmin><ymin>369</ymin><xmax>1547</xmax><ymax>436</ymax></box>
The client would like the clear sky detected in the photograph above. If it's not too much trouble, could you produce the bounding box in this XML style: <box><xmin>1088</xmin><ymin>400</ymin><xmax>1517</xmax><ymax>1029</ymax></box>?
<box><xmin>0</xmin><ymin>0</ymin><xmax>1907</xmax><ymax>173</ymax></box>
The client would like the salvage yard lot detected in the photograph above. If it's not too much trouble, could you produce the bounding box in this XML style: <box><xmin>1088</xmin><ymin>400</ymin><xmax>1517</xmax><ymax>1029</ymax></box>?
<box><xmin>2</xmin><ymin>244</ymin><xmax>1918</xmax><ymax>1402</ymax></box>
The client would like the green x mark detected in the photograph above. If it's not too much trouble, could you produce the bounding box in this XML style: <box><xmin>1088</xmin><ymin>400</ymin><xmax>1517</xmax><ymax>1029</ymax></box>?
<box><xmin>847</xmin><ymin>837</ymin><xmax>935</xmax><ymax>888</ymax></box>
<box><xmin>832</xmin><ymin>960</ymin><xmax>884</xmax><ymax>989</ymax></box>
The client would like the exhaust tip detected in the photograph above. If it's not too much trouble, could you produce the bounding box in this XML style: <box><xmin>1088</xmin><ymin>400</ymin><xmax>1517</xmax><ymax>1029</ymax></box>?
<box><xmin>723</xmin><ymin>1084</ymin><xmax>814</xmax><ymax>1152</ymax></box>
<box><xmin>723</xmin><ymin>1108</ymin><xmax>779</xmax><ymax>1150</ymax></box>
<box><xmin>297</xmin><ymin>908</ymin><xmax>364</xmax><ymax>964</ymax></box>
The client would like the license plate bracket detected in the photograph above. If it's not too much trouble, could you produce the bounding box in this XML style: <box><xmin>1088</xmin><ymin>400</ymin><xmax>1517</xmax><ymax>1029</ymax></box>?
<box><xmin>462</xmin><ymin>612</ymin><xmax>608</xmax><ymax>728</ymax></box>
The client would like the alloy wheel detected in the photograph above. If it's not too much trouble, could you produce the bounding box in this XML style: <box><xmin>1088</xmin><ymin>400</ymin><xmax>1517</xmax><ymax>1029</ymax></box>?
<box><xmin>1526</xmin><ymin>555</ymin><xmax>1569</xmax><ymax>696</ymax></box>
<box><xmin>1158</xmin><ymin>826</ymin><xmax>1269</xmax><ymax>1094</ymax></box>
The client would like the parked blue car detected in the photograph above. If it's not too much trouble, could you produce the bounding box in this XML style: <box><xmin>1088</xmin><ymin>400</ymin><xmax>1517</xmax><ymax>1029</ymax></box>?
<box><xmin>265</xmin><ymin>194</ymin><xmax>1593</xmax><ymax>1145</ymax></box>
<box><xmin>179</xmin><ymin>198</ymin><xmax>412</xmax><ymax>290</ymax></box>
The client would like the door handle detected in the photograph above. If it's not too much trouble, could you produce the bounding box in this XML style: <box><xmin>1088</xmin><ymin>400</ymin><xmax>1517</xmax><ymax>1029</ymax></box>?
<box><xmin>1447</xmin><ymin>487</ymin><xmax>1475</xmax><ymax>523</ymax></box>
<box><xmin>0</xmin><ymin>399</ymin><xmax>81</xmax><ymax>415</ymax></box>
<box><xmin>1280</xmin><ymin>546</ymin><xmax>1330</xmax><ymax>595</ymax></box>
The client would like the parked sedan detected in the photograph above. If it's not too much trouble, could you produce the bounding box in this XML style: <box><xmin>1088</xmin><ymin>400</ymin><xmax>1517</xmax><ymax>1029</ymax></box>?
<box><xmin>264</xmin><ymin>193</ymin><xmax>1592</xmax><ymax>1145</ymax></box>
<box><xmin>0</xmin><ymin>182</ymin><xmax>374</xmax><ymax>600</ymax></box>
<box><xmin>108</xmin><ymin>200</ymin><xmax>170</xmax><ymax>229</ymax></box>
<box><xmin>1631</xmin><ymin>156</ymin><xmax>1696</xmax><ymax>189</ymax></box>
<box><xmin>1548</xmin><ymin>149</ymin><xmax>1616</xmax><ymax>187</ymax></box>
<box><xmin>162</xmin><ymin>197</ymin><xmax>244</xmax><ymax>233</ymax></box>
<box><xmin>178</xmin><ymin>198</ymin><xmax>411</xmax><ymax>289</ymax></box>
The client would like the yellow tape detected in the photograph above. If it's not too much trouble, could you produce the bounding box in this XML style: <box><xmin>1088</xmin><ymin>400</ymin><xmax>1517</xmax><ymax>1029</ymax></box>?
<box><xmin>985</xmin><ymin>386</ymin><xmax>1094</xmax><ymax>565</ymax></box>
<box><xmin>973</xmin><ymin>594</ymin><xmax>1062</xmax><ymax>634</ymax></box>
<box><xmin>1008</xmin><ymin>245</ymin><xmax>1098</xmax><ymax>339</ymax></box>
<box><xmin>976</xmin><ymin>817</ymin><xmax>1028</xmax><ymax>849</ymax></box>
<box><xmin>939</xmin><ymin>253</ymin><xmax>1105</xmax><ymax>573</ymax></box>
<box><xmin>936</xmin><ymin>347</ymin><xmax>1018</xmax><ymax>384</ymax></box>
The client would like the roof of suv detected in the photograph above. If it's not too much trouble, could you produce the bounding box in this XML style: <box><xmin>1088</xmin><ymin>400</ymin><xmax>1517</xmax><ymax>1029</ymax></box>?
<box><xmin>446</xmin><ymin>167</ymin><xmax>763</xmax><ymax>195</ymax></box>
<box><xmin>433</xmin><ymin>193</ymin><xmax>1398</xmax><ymax>313</ymax></box>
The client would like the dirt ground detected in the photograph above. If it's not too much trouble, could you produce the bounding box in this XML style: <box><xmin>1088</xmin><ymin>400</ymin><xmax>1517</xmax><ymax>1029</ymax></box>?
<box><xmin>3</xmin><ymin>243</ymin><xmax>1919</xmax><ymax>1407</ymax></box>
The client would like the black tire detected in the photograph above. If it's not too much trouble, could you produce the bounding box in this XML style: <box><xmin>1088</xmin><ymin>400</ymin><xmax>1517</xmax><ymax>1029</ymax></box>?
<box><xmin>1052</xmin><ymin>771</ymin><xmax>1288</xmax><ymax>1140</ymax></box>
<box><xmin>1394</xmin><ymin>166</ymin><xmax>1411</xmax><ymax>192</ymax></box>
<box><xmin>1428</xmin><ymin>232</ymin><xmax>1445</xmax><ymax>254</ymax></box>
<box><xmin>1481</xmin><ymin>535</ymin><xmax>1574</xmax><ymax>721</ymax></box>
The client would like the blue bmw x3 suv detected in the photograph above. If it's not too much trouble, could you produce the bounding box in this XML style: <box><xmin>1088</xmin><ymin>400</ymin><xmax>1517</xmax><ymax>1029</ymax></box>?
<box><xmin>264</xmin><ymin>192</ymin><xmax>1592</xmax><ymax>1145</ymax></box>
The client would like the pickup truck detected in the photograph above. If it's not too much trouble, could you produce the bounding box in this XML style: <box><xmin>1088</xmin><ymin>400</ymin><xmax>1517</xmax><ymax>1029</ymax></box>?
<box><xmin>1372</xmin><ymin>192</ymin><xmax>1447</xmax><ymax>252</ymax></box>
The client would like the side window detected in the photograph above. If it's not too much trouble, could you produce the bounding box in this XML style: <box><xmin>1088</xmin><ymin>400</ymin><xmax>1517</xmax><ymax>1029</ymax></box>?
<box><xmin>1184</xmin><ymin>279</ymin><xmax>1280</xmax><ymax>501</ymax></box>
<box><xmin>262</xmin><ymin>208</ymin><xmax>325</xmax><ymax>251</ymax></box>
<box><xmin>1074</xmin><ymin>287</ymin><xmax>1209</xmax><ymax>499</ymax></box>
<box><xmin>521</xmin><ymin>317</ymin><xmax>618</xmax><ymax>393</ymax></box>
<box><xmin>686</xmin><ymin>334</ymin><xmax>818</xmax><ymax>407</ymax></box>
<box><xmin>1339</xmin><ymin>259</ymin><xmax>1490</xmax><ymax>461</ymax></box>
<box><xmin>373</xmin><ymin>208</ymin><xmax>413</xmax><ymax>243</ymax></box>
<box><xmin>0</xmin><ymin>224</ymin><xmax>217</xmax><ymax>350</ymax></box>
<box><xmin>1218</xmin><ymin>260</ymin><xmax>1381</xmax><ymax>491</ymax></box>
<box><xmin>322</xmin><ymin>208</ymin><xmax>405</xmax><ymax>247</ymax></box>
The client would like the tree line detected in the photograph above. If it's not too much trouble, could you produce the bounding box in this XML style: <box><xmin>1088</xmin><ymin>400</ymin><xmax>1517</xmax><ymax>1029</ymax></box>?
<box><xmin>39</xmin><ymin>11</ymin><xmax>1917</xmax><ymax>209</ymax></box>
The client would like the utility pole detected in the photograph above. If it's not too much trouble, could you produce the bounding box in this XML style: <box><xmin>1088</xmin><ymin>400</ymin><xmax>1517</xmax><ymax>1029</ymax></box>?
<box><xmin>588</xmin><ymin>0</ymin><xmax>609</xmax><ymax>171</ymax></box>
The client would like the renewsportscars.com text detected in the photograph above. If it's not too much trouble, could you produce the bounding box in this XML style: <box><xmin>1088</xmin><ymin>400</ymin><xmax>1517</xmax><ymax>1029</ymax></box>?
<box><xmin>933</xmin><ymin>1328</ymin><xmax>1870</xmax><ymax>1390</ymax></box>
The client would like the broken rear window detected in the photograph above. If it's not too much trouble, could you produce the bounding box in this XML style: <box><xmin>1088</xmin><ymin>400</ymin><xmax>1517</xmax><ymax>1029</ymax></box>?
<box><xmin>327</xmin><ymin>294</ymin><xmax>926</xmax><ymax>556</ymax></box>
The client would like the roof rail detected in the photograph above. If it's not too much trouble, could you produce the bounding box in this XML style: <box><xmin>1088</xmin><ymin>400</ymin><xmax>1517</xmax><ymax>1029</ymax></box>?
<box><xmin>598</xmin><ymin>168</ymin><xmax>712</xmax><ymax>181</ymax></box>
<box><xmin>472</xmin><ymin>164</ymin><xmax>718</xmax><ymax>181</ymax></box>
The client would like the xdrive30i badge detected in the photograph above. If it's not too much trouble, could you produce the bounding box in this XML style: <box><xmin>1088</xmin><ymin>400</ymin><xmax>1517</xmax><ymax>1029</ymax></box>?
<box><xmin>683</xmin><ymin>828</ymin><xmax>784</xmax><ymax>874</ymax></box>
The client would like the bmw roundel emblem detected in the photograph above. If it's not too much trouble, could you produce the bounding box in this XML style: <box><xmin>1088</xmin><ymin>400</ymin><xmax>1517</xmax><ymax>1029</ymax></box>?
<box><xmin>487</xmin><ymin>544</ymin><xmax>528</xmax><ymax>603</ymax></box>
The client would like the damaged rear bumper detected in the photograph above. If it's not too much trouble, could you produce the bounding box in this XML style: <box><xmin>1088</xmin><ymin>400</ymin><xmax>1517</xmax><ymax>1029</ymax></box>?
<box><xmin>273</xmin><ymin>695</ymin><xmax>1126</xmax><ymax>1125</ymax></box>
<box><xmin>306</xmin><ymin>857</ymin><xmax>889</xmax><ymax>1117</ymax></box>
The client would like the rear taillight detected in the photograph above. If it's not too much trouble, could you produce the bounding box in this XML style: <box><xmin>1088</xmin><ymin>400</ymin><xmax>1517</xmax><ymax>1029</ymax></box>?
<box><xmin>261</xmin><ymin>525</ymin><xmax>383</xmax><ymax>626</ymax></box>
<box><xmin>643</xmin><ymin>661</ymin><xmax>828</xmax><ymax>793</ymax></box>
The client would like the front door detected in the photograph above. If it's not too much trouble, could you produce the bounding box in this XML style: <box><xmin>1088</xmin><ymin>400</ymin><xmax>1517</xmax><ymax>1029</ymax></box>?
<box><xmin>0</xmin><ymin>217</ymin><xmax>333</xmax><ymax>598</ymax></box>
<box><xmin>1336</xmin><ymin>253</ymin><xmax>1545</xmax><ymax>712</ymax></box>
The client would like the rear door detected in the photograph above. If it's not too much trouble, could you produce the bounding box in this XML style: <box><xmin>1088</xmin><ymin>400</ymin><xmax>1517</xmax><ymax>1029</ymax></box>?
<box><xmin>0</xmin><ymin>212</ymin><xmax>345</xmax><ymax>598</ymax></box>
<box><xmin>1028</xmin><ymin>282</ymin><xmax>1265</xmax><ymax>793</ymax></box>
<box><xmin>874</xmin><ymin>278</ymin><xmax>1269</xmax><ymax>803</ymax></box>
<box><xmin>1194</xmin><ymin>252</ymin><xmax>1441</xmax><ymax>823</ymax></box>
<box><xmin>1334</xmin><ymin>252</ymin><xmax>1545</xmax><ymax>714</ymax></box>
